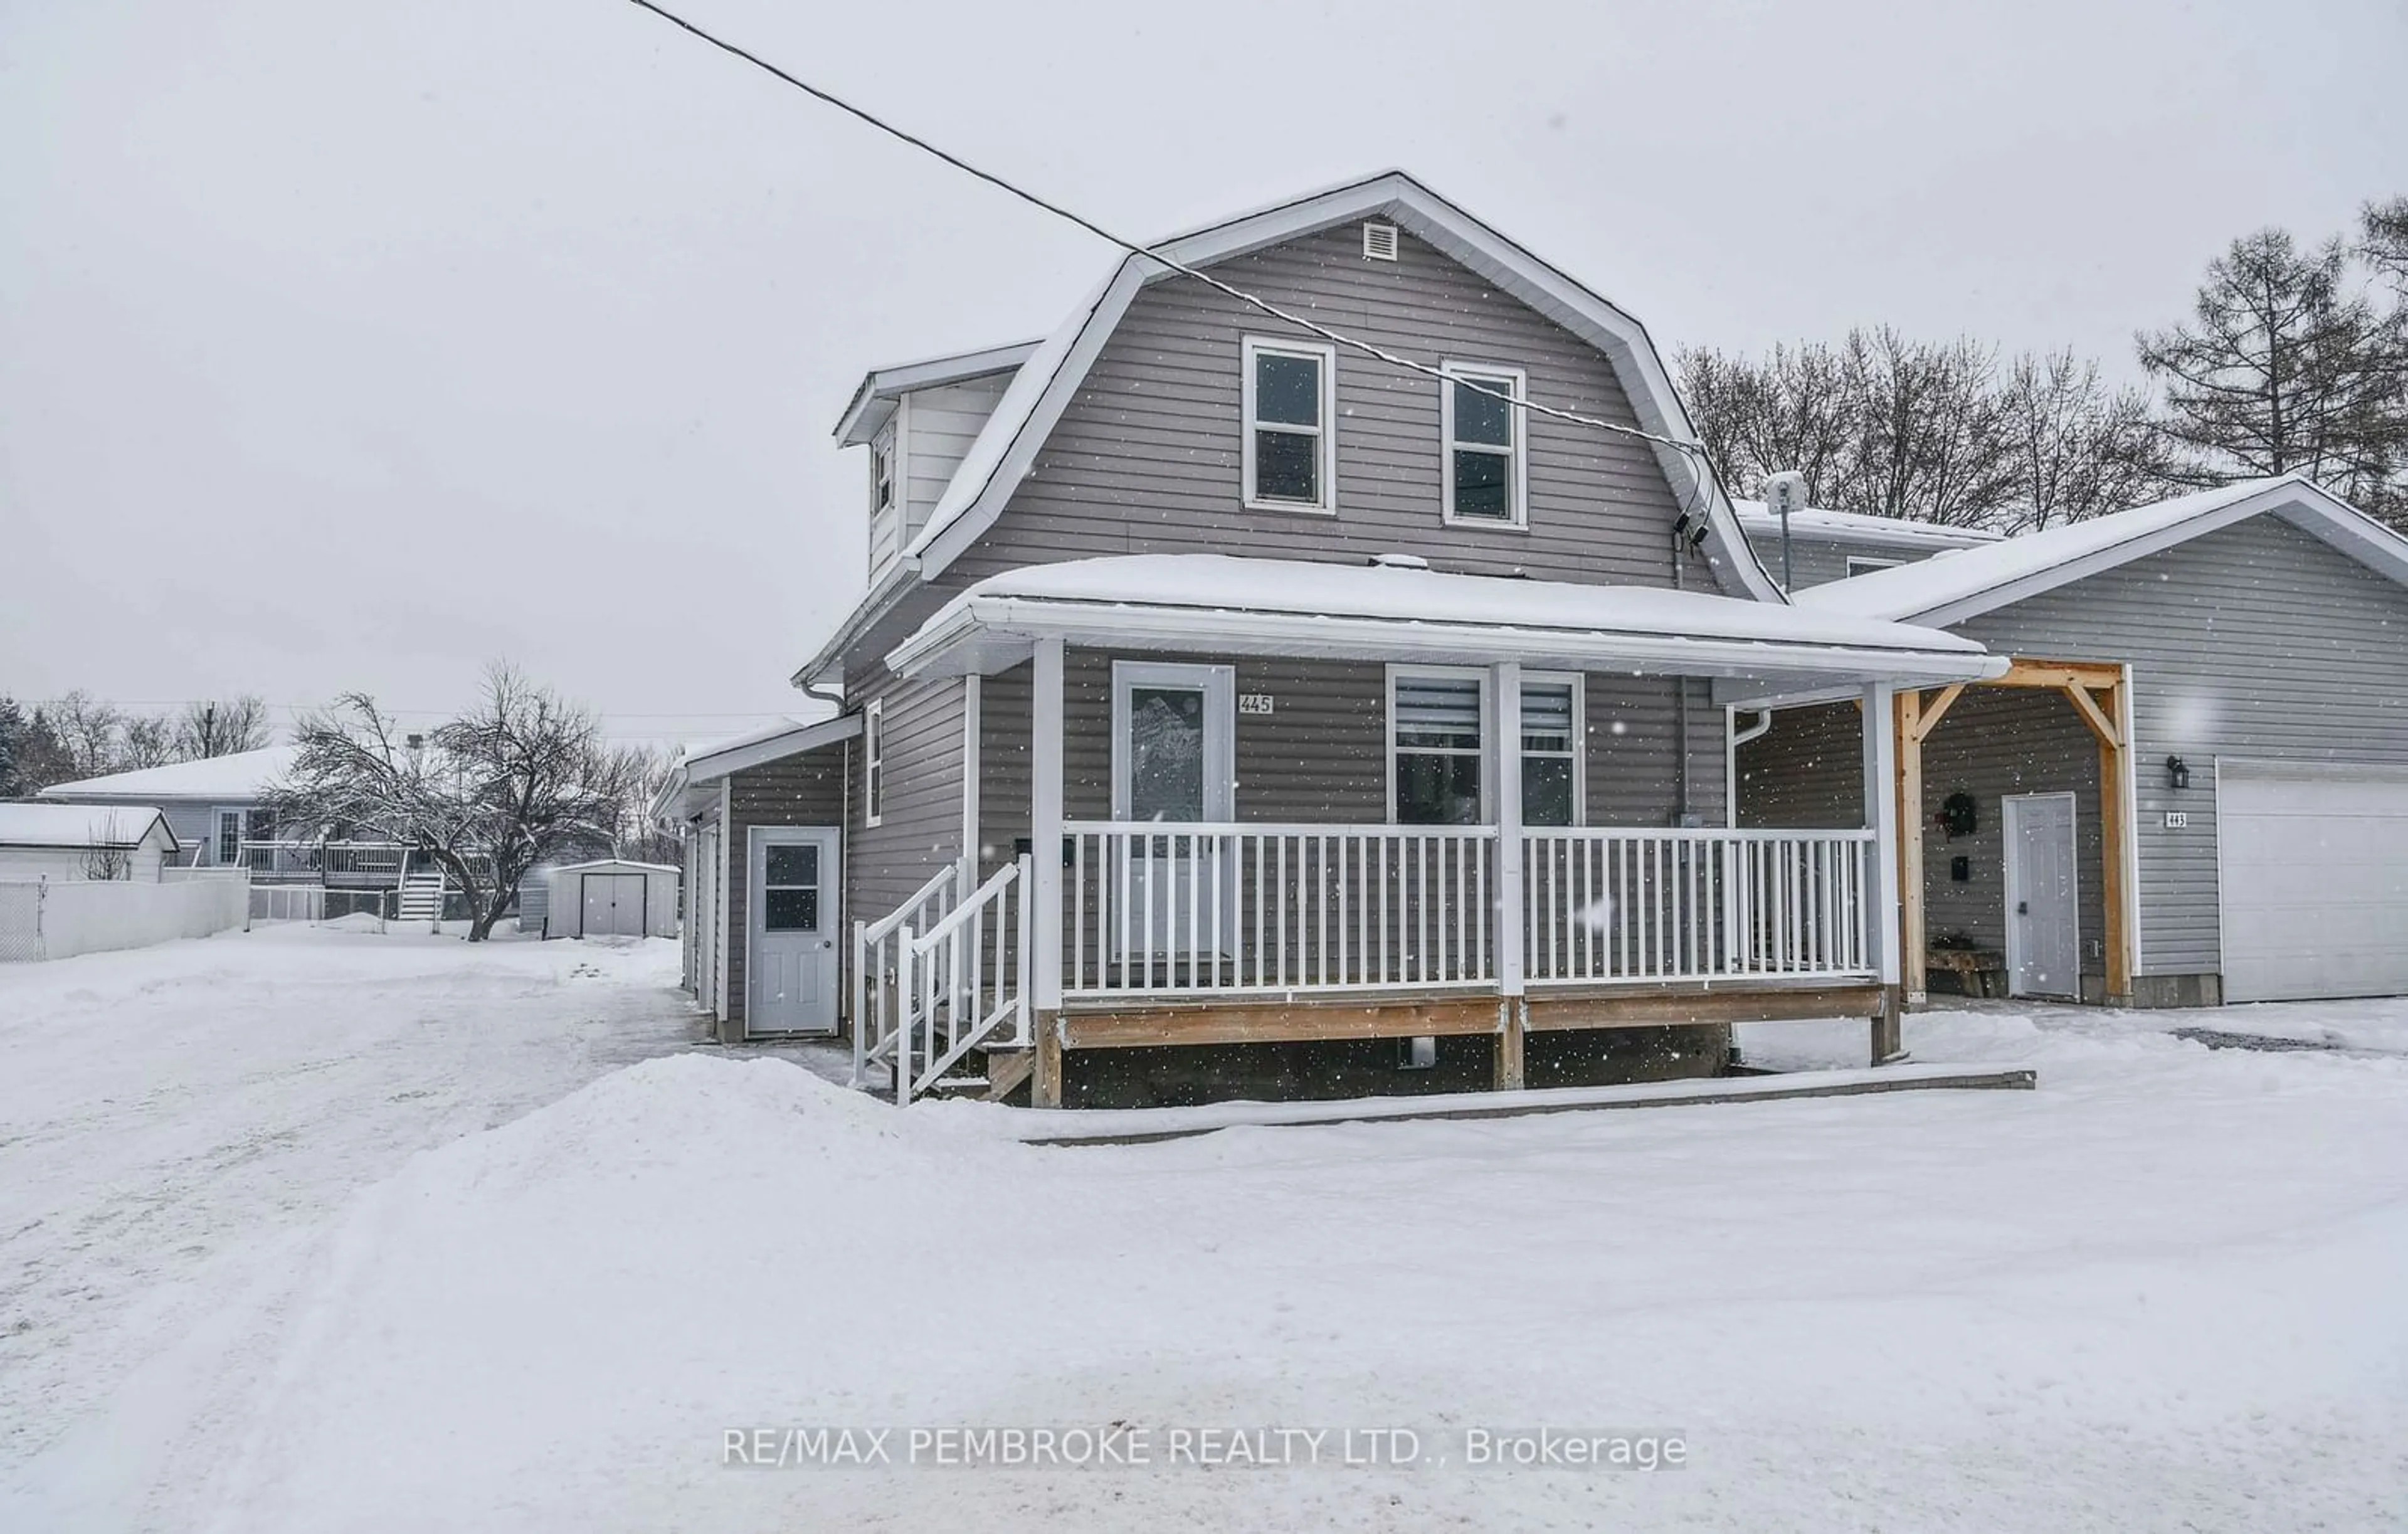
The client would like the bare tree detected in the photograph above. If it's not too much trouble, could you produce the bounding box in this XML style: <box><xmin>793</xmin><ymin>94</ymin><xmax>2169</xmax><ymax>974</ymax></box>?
<box><xmin>2138</xmin><ymin>228</ymin><xmax>2397</xmax><ymax>509</ymax></box>
<box><xmin>275</xmin><ymin>664</ymin><xmax>648</xmax><ymax>941</ymax></box>
<box><xmin>174</xmin><ymin>696</ymin><xmax>272</xmax><ymax>758</ymax></box>
<box><xmin>119</xmin><ymin>715</ymin><xmax>178</xmax><ymax>771</ymax></box>
<box><xmin>48</xmin><ymin>692</ymin><xmax>127</xmax><ymax>780</ymax></box>
<box><xmin>79</xmin><ymin>813</ymin><xmax>134</xmax><ymax>881</ymax></box>
<box><xmin>1676</xmin><ymin>341</ymin><xmax>1858</xmax><ymax>507</ymax></box>
<box><xmin>1997</xmin><ymin>351</ymin><xmax>2175</xmax><ymax>531</ymax></box>
<box><xmin>2361</xmin><ymin>196</ymin><xmax>2408</xmax><ymax>301</ymax></box>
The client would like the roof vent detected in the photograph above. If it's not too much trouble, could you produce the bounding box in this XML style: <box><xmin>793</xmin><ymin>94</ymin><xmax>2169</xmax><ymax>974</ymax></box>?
<box><xmin>1362</xmin><ymin>221</ymin><xmax>1400</xmax><ymax>262</ymax></box>
<box><xmin>1369</xmin><ymin>552</ymin><xmax>1429</xmax><ymax>570</ymax></box>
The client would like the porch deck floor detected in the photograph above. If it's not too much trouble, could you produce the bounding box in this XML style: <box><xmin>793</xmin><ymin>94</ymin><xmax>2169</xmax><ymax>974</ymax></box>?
<box><xmin>1003</xmin><ymin>1060</ymin><xmax>2037</xmax><ymax>1145</ymax></box>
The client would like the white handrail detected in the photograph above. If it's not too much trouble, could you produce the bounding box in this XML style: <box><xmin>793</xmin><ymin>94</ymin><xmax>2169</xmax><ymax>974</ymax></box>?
<box><xmin>895</xmin><ymin>855</ymin><xmax>1031</xmax><ymax>1103</ymax></box>
<box><xmin>1065</xmin><ymin>823</ymin><xmax>1499</xmax><ymax>1001</ymax></box>
<box><xmin>1522</xmin><ymin>827</ymin><xmax>1874</xmax><ymax>985</ymax></box>
<box><xmin>850</xmin><ymin>864</ymin><xmax>961</xmax><ymax>1091</ymax></box>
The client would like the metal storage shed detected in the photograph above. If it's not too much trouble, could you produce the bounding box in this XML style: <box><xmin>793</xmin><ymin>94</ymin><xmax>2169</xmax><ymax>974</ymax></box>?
<box><xmin>547</xmin><ymin>860</ymin><xmax>679</xmax><ymax>939</ymax></box>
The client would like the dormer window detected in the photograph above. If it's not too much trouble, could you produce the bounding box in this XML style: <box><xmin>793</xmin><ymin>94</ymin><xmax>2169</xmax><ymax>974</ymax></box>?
<box><xmin>1441</xmin><ymin>363</ymin><xmax>1527</xmax><ymax>528</ymax></box>
<box><xmin>872</xmin><ymin>440</ymin><xmax>894</xmax><ymax>515</ymax></box>
<box><xmin>1242</xmin><ymin>337</ymin><xmax>1336</xmax><ymax>514</ymax></box>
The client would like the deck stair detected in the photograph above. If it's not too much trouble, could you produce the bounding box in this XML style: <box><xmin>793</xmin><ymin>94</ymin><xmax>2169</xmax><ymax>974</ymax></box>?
<box><xmin>852</xmin><ymin>855</ymin><xmax>1035</xmax><ymax>1106</ymax></box>
<box><xmin>396</xmin><ymin>860</ymin><xmax>448</xmax><ymax>928</ymax></box>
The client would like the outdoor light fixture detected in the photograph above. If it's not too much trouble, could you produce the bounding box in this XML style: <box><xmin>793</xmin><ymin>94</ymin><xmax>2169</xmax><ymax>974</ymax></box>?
<box><xmin>2165</xmin><ymin>756</ymin><xmax>2191</xmax><ymax>791</ymax></box>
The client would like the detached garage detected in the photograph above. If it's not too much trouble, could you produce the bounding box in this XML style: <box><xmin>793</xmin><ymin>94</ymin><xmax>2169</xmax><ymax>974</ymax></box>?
<box><xmin>2217</xmin><ymin>763</ymin><xmax>2408</xmax><ymax>1003</ymax></box>
<box><xmin>547</xmin><ymin>860</ymin><xmax>678</xmax><ymax>939</ymax></box>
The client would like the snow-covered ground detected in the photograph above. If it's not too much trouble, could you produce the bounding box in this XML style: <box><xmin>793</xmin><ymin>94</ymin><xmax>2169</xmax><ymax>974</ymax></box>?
<box><xmin>4</xmin><ymin>929</ymin><xmax>2405</xmax><ymax>1531</ymax></box>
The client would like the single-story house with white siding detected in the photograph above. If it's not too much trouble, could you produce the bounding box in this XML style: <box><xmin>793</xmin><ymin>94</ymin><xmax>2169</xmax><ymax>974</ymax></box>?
<box><xmin>1729</xmin><ymin>475</ymin><xmax>2408</xmax><ymax>1008</ymax></box>
<box><xmin>0</xmin><ymin>803</ymin><xmax>180</xmax><ymax>881</ymax></box>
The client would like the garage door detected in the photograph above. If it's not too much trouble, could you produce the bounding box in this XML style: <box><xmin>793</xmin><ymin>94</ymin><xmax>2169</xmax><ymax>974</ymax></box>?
<box><xmin>581</xmin><ymin>873</ymin><xmax>648</xmax><ymax>938</ymax></box>
<box><xmin>2218</xmin><ymin>767</ymin><xmax>2408</xmax><ymax>1003</ymax></box>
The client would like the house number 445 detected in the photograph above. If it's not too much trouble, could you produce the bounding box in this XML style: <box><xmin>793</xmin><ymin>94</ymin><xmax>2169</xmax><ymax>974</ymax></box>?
<box><xmin>1238</xmin><ymin>694</ymin><xmax>1275</xmax><ymax>716</ymax></box>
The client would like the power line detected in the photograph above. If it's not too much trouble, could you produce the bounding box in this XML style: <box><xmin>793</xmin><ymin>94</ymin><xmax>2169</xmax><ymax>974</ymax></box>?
<box><xmin>619</xmin><ymin>0</ymin><xmax>1717</xmax><ymax>470</ymax></box>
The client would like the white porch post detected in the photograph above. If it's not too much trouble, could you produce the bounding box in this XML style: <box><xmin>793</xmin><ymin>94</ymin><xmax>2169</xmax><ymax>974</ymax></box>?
<box><xmin>1860</xmin><ymin>680</ymin><xmax>1905</xmax><ymax>1063</ymax></box>
<box><xmin>1029</xmin><ymin>638</ymin><xmax>1067</xmax><ymax>1105</ymax></box>
<box><xmin>1492</xmin><ymin>661</ymin><xmax>1526</xmax><ymax>1089</ymax></box>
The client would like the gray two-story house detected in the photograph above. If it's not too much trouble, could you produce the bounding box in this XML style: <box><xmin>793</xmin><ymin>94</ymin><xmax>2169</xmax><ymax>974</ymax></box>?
<box><xmin>665</xmin><ymin>173</ymin><xmax>2009</xmax><ymax>1107</ymax></box>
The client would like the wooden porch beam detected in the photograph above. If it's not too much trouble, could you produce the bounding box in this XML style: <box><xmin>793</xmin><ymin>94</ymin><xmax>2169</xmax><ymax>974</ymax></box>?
<box><xmin>1908</xmin><ymin>682</ymin><xmax>1967</xmax><ymax>745</ymax></box>
<box><xmin>2059</xmin><ymin>683</ymin><xmax>2122</xmax><ymax>750</ymax></box>
<box><xmin>1991</xmin><ymin>657</ymin><xmax>2126</xmax><ymax>691</ymax></box>
<box><xmin>1894</xmin><ymin>688</ymin><xmax>1928</xmax><ymax>1005</ymax></box>
<box><xmin>2094</xmin><ymin>674</ymin><xmax>2134</xmax><ymax>1003</ymax></box>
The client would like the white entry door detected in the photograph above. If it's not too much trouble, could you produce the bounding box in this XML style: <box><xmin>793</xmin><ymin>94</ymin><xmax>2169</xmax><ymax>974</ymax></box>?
<box><xmin>2004</xmin><ymin>792</ymin><xmax>2080</xmax><ymax>999</ymax></box>
<box><xmin>1111</xmin><ymin>662</ymin><xmax>1235</xmax><ymax>959</ymax></box>
<box><xmin>2218</xmin><ymin>765</ymin><xmax>2408</xmax><ymax>1002</ymax></box>
<box><xmin>581</xmin><ymin>873</ymin><xmax>647</xmax><ymax>937</ymax></box>
<box><xmin>748</xmin><ymin>827</ymin><xmax>840</xmax><ymax>1035</ymax></box>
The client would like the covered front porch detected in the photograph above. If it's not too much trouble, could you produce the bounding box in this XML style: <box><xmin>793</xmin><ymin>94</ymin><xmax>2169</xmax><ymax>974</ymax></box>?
<box><xmin>860</xmin><ymin>553</ymin><xmax>2003</xmax><ymax>1106</ymax></box>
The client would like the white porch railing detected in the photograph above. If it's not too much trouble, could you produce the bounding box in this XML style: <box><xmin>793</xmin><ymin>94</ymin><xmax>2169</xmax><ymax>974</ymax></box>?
<box><xmin>850</xmin><ymin>859</ymin><xmax>1032</xmax><ymax>1104</ymax></box>
<box><xmin>1522</xmin><ymin>828</ymin><xmax>1874</xmax><ymax>985</ymax></box>
<box><xmin>1064</xmin><ymin>822</ymin><xmax>1499</xmax><ymax>1000</ymax></box>
<box><xmin>234</xmin><ymin>840</ymin><xmax>409</xmax><ymax>882</ymax></box>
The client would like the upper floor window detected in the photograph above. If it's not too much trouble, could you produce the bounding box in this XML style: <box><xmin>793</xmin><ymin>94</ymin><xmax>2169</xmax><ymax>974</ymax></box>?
<box><xmin>1441</xmin><ymin>364</ymin><xmax>1527</xmax><ymax>527</ymax></box>
<box><xmin>872</xmin><ymin>439</ymin><xmax>895</xmax><ymax>517</ymax></box>
<box><xmin>1844</xmin><ymin>554</ymin><xmax>1903</xmax><ymax>578</ymax></box>
<box><xmin>1242</xmin><ymin>337</ymin><xmax>1336</xmax><ymax>513</ymax></box>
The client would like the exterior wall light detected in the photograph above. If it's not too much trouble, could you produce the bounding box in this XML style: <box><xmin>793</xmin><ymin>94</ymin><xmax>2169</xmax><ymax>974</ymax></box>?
<box><xmin>2165</xmin><ymin>756</ymin><xmax>2191</xmax><ymax>791</ymax></box>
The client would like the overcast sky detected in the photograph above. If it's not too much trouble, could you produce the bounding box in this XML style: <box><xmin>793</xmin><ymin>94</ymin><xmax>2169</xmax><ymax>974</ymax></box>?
<box><xmin>3</xmin><ymin>0</ymin><xmax>2400</xmax><ymax>746</ymax></box>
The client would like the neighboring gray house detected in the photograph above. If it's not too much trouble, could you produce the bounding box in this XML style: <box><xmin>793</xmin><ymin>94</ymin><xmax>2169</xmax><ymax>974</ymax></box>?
<box><xmin>666</xmin><ymin>172</ymin><xmax>2011</xmax><ymax>1106</ymax></box>
<box><xmin>1733</xmin><ymin>500</ymin><xmax>2001</xmax><ymax>591</ymax></box>
<box><xmin>1733</xmin><ymin>477</ymin><xmax>2408</xmax><ymax>1009</ymax></box>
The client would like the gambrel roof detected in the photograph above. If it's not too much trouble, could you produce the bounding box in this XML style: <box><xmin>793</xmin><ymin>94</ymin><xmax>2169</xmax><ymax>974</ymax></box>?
<box><xmin>1797</xmin><ymin>477</ymin><xmax>2408</xmax><ymax>628</ymax></box>
<box><xmin>797</xmin><ymin>171</ymin><xmax>1786</xmax><ymax>685</ymax></box>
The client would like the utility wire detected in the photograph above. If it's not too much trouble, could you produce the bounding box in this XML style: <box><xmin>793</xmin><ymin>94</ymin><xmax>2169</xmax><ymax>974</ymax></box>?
<box><xmin>620</xmin><ymin>0</ymin><xmax>1718</xmax><ymax>468</ymax></box>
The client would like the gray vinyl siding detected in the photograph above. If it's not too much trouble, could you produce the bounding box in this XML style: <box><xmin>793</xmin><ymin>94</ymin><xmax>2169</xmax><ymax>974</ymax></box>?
<box><xmin>942</xmin><ymin>223</ymin><xmax>1698</xmax><ymax>596</ymax></box>
<box><xmin>1736</xmin><ymin>692</ymin><xmax>2106</xmax><ymax>981</ymax></box>
<box><xmin>846</xmin><ymin>667</ymin><xmax>968</xmax><ymax>922</ymax></box>
<box><xmin>1947</xmin><ymin>514</ymin><xmax>2408</xmax><ymax>978</ymax></box>
<box><xmin>719</xmin><ymin>747</ymin><xmax>846</xmax><ymax>1025</ymax></box>
<box><xmin>1744</xmin><ymin>531</ymin><xmax>1926</xmax><ymax>592</ymax></box>
<box><xmin>902</xmin><ymin>376</ymin><xmax>1011</xmax><ymax>544</ymax></box>
<box><xmin>971</xmin><ymin>648</ymin><xmax>1719</xmax><ymax>884</ymax></box>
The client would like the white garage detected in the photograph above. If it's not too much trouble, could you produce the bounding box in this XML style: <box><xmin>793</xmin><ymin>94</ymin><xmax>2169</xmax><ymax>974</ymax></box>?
<box><xmin>2217</xmin><ymin>763</ymin><xmax>2408</xmax><ymax>1003</ymax></box>
<box><xmin>547</xmin><ymin>860</ymin><xmax>679</xmax><ymax>940</ymax></box>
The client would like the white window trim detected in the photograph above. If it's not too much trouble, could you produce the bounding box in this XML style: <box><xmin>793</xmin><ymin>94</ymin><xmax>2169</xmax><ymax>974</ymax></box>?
<box><xmin>1439</xmin><ymin>361</ymin><xmax>1529</xmax><ymax>530</ymax></box>
<box><xmin>862</xmin><ymin>699</ymin><xmax>884</xmax><ymax>828</ymax></box>
<box><xmin>1241</xmin><ymin>336</ymin><xmax>1338</xmax><ymax>514</ymax></box>
<box><xmin>1385</xmin><ymin>665</ymin><xmax>1491</xmax><ymax>823</ymax></box>
<box><xmin>1384</xmin><ymin>666</ymin><xmax>1584</xmax><ymax>825</ymax></box>
<box><xmin>1844</xmin><ymin>554</ymin><xmax>1904</xmax><ymax>577</ymax></box>
<box><xmin>1108</xmin><ymin>661</ymin><xmax>1236</xmax><ymax>821</ymax></box>
<box><xmin>1517</xmin><ymin>670</ymin><xmax>1585</xmax><ymax>828</ymax></box>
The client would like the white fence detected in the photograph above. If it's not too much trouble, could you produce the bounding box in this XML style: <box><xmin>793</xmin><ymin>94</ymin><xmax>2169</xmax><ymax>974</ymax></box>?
<box><xmin>249</xmin><ymin>884</ymin><xmax>391</xmax><ymax>927</ymax></box>
<box><xmin>0</xmin><ymin>875</ymin><xmax>251</xmax><ymax>963</ymax></box>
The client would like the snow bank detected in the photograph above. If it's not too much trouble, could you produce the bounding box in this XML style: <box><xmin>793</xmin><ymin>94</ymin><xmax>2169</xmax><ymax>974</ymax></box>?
<box><xmin>188</xmin><ymin>1027</ymin><xmax>2408</xmax><ymax>1531</ymax></box>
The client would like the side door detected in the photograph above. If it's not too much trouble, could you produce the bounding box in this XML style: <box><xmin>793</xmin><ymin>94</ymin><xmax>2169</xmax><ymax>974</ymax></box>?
<box><xmin>2004</xmin><ymin>792</ymin><xmax>2080</xmax><ymax>999</ymax></box>
<box><xmin>747</xmin><ymin>827</ymin><xmax>840</xmax><ymax>1035</ymax></box>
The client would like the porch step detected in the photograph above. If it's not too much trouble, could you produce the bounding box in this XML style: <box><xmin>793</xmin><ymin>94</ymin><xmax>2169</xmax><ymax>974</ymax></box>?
<box><xmin>396</xmin><ymin>870</ymin><xmax>446</xmax><ymax>924</ymax></box>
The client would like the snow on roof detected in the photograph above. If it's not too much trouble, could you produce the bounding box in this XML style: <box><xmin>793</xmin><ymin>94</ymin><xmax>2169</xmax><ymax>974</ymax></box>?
<box><xmin>0</xmin><ymin>803</ymin><xmax>174</xmax><ymax>850</ymax></box>
<box><xmin>38</xmin><ymin>746</ymin><xmax>298</xmax><ymax>803</ymax></box>
<box><xmin>832</xmin><ymin>339</ymin><xmax>1043</xmax><ymax>447</ymax></box>
<box><xmin>1731</xmin><ymin>500</ymin><xmax>2002</xmax><ymax>549</ymax></box>
<box><xmin>1794</xmin><ymin>476</ymin><xmax>2408</xmax><ymax>627</ymax></box>
<box><xmin>889</xmin><ymin>554</ymin><xmax>2000</xmax><ymax>687</ymax></box>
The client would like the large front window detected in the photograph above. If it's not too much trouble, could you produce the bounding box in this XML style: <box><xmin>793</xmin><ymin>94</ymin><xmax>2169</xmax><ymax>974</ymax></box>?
<box><xmin>1242</xmin><ymin>337</ymin><xmax>1336</xmax><ymax>512</ymax></box>
<box><xmin>1390</xmin><ymin>672</ymin><xmax>1581</xmax><ymax>825</ymax></box>
<box><xmin>1391</xmin><ymin>673</ymin><xmax>1485</xmax><ymax>824</ymax></box>
<box><xmin>1442</xmin><ymin>364</ymin><xmax>1526</xmax><ymax>526</ymax></box>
